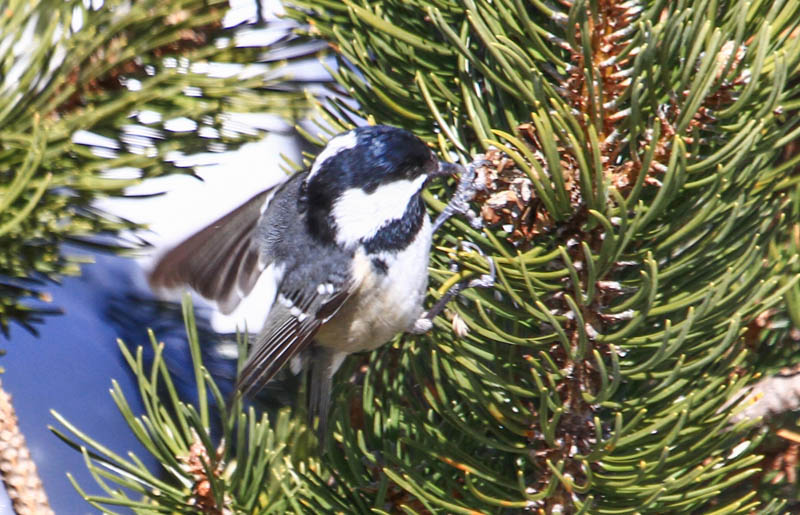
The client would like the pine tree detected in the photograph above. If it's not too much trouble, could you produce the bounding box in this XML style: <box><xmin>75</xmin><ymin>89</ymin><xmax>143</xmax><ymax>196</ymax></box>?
<box><xmin>37</xmin><ymin>0</ymin><xmax>800</xmax><ymax>513</ymax></box>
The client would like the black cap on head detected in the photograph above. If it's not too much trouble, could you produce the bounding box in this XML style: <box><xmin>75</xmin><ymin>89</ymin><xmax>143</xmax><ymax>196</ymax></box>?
<box><xmin>307</xmin><ymin>125</ymin><xmax>436</xmax><ymax>194</ymax></box>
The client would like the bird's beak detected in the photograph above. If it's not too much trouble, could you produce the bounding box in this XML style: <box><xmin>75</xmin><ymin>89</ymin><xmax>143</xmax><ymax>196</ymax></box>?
<box><xmin>433</xmin><ymin>160</ymin><xmax>463</xmax><ymax>178</ymax></box>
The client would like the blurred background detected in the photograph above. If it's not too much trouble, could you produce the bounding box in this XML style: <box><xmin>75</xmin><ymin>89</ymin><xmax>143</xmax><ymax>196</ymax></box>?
<box><xmin>0</xmin><ymin>0</ymin><xmax>322</xmax><ymax>511</ymax></box>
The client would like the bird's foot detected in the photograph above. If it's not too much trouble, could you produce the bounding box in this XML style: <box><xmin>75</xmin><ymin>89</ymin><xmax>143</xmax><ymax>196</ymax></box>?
<box><xmin>409</xmin><ymin>241</ymin><xmax>496</xmax><ymax>334</ymax></box>
<box><xmin>432</xmin><ymin>156</ymin><xmax>489</xmax><ymax>233</ymax></box>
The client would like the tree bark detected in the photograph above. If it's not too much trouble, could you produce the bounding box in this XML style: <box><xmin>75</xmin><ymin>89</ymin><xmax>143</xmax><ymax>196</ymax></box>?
<box><xmin>0</xmin><ymin>379</ymin><xmax>53</xmax><ymax>515</ymax></box>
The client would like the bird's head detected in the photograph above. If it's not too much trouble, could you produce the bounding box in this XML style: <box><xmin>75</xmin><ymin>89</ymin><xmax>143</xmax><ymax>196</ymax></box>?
<box><xmin>301</xmin><ymin>125</ymin><xmax>458</xmax><ymax>247</ymax></box>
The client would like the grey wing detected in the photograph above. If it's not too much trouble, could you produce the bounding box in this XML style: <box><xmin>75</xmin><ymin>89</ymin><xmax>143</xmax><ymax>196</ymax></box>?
<box><xmin>236</xmin><ymin>281</ymin><xmax>353</xmax><ymax>397</ymax></box>
<box><xmin>148</xmin><ymin>187</ymin><xmax>276</xmax><ymax>314</ymax></box>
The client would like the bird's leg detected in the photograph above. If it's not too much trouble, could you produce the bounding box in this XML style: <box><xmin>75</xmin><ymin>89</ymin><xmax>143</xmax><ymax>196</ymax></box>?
<box><xmin>410</xmin><ymin>241</ymin><xmax>496</xmax><ymax>334</ymax></box>
<box><xmin>411</xmin><ymin>157</ymin><xmax>494</xmax><ymax>334</ymax></box>
<box><xmin>307</xmin><ymin>347</ymin><xmax>347</xmax><ymax>447</ymax></box>
<box><xmin>432</xmin><ymin>156</ymin><xmax>489</xmax><ymax>233</ymax></box>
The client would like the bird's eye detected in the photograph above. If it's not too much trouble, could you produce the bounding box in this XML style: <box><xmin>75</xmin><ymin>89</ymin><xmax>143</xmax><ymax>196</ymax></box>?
<box><xmin>411</xmin><ymin>158</ymin><xmax>435</xmax><ymax>179</ymax></box>
<box><xmin>424</xmin><ymin>154</ymin><xmax>438</xmax><ymax>174</ymax></box>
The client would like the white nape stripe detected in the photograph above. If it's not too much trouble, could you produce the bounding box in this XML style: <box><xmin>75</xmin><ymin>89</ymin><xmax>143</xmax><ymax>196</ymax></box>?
<box><xmin>308</xmin><ymin>130</ymin><xmax>358</xmax><ymax>180</ymax></box>
<box><xmin>332</xmin><ymin>174</ymin><xmax>427</xmax><ymax>247</ymax></box>
<box><xmin>258</xmin><ymin>187</ymin><xmax>279</xmax><ymax>216</ymax></box>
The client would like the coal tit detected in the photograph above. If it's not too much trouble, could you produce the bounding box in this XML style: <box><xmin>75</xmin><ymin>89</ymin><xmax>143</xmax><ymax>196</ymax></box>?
<box><xmin>149</xmin><ymin>125</ymin><xmax>473</xmax><ymax>437</ymax></box>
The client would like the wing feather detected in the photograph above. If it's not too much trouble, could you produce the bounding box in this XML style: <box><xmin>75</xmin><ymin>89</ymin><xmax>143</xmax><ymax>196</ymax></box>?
<box><xmin>149</xmin><ymin>187</ymin><xmax>276</xmax><ymax>313</ymax></box>
<box><xmin>236</xmin><ymin>282</ymin><xmax>353</xmax><ymax>397</ymax></box>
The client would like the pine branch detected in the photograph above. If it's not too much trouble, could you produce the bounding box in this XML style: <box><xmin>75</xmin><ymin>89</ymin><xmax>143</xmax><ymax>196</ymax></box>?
<box><xmin>0</xmin><ymin>0</ymin><xmax>317</xmax><ymax>334</ymax></box>
<box><xmin>50</xmin><ymin>296</ymin><xmax>316</xmax><ymax>513</ymax></box>
<box><xmin>284</xmin><ymin>0</ymin><xmax>800</xmax><ymax>512</ymax></box>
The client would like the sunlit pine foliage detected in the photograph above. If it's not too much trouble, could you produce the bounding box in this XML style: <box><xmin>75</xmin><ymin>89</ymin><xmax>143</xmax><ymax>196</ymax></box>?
<box><xmin>281</xmin><ymin>0</ymin><xmax>800</xmax><ymax>512</ymax></box>
<box><xmin>0</xmin><ymin>0</ymin><xmax>310</xmax><ymax>334</ymax></box>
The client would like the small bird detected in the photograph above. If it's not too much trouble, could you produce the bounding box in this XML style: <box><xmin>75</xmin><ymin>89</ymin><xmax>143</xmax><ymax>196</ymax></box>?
<box><xmin>149</xmin><ymin>125</ymin><xmax>481</xmax><ymax>438</ymax></box>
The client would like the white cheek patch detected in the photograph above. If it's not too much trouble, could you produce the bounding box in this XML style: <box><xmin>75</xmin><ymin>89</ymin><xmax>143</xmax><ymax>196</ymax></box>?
<box><xmin>308</xmin><ymin>130</ymin><xmax>358</xmax><ymax>180</ymax></box>
<box><xmin>332</xmin><ymin>175</ymin><xmax>427</xmax><ymax>247</ymax></box>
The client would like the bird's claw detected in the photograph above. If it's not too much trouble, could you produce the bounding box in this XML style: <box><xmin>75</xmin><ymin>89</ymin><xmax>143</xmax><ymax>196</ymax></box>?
<box><xmin>409</xmin><ymin>239</ymin><xmax>495</xmax><ymax>335</ymax></box>
<box><xmin>458</xmin><ymin>240</ymin><xmax>496</xmax><ymax>289</ymax></box>
<box><xmin>433</xmin><ymin>156</ymin><xmax>489</xmax><ymax>233</ymax></box>
<box><xmin>409</xmin><ymin>317</ymin><xmax>434</xmax><ymax>334</ymax></box>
